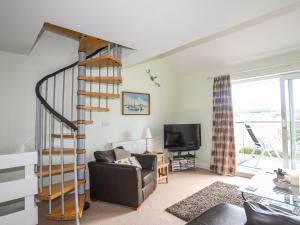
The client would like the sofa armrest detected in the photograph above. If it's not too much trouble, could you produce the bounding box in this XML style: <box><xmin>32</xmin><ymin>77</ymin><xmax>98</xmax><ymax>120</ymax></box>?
<box><xmin>132</xmin><ymin>154</ymin><xmax>157</xmax><ymax>190</ymax></box>
<box><xmin>88</xmin><ymin>161</ymin><xmax>143</xmax><ymax>208</ymax></box>
<box><xmin>186</xmin><ymin>203</ymin><xmax>246</xmax><ymax>225</ymax></box>
<box><xmin>132</xmin><ymin>154</ymin><xmax>157</xmax><ymax>171</ymax></box>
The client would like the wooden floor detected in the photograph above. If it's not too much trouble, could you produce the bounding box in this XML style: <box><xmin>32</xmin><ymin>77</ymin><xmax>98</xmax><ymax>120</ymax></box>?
<box><xmin>38</xmin><ymin>169</ymin><xmax>248</xmax><ymax>225</ymax></box>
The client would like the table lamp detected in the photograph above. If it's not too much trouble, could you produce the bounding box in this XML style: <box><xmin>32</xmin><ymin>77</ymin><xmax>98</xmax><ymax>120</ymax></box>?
<box><xmin>142</xmin><ymin>128</ymin><xmax>152</xmax><ymax>153</ymax></box>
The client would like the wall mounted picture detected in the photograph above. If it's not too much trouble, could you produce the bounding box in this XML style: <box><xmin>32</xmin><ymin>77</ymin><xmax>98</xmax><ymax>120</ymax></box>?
<box><xmin>122</xmin><ymin>91</ymin><xmax>150</xmax><ymax>115</ymax></box>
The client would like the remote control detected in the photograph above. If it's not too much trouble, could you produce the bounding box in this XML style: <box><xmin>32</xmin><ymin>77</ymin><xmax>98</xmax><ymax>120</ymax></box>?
<box><xmin>245</xmin><ymin>186</ymin><xmax>257</xmax><ymax>192</ymax></box>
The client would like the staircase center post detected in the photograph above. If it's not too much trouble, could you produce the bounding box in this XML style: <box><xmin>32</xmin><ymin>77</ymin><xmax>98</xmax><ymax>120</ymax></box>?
<box><xmin>77</xmin><ymin>51</ymin><xmax>86</xmax><ymax>195</ymax></box>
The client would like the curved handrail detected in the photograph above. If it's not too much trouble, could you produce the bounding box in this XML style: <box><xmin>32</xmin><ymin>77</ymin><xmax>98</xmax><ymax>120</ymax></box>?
<box><xmin>35</xmin><ymin>47</ymin><xmax>106</xmax><ymax>130</ymax></box>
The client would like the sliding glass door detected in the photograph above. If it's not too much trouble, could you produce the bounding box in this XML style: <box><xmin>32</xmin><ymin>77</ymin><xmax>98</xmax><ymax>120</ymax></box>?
<box><xmin>281</xmin><ymin>77</ymin><xmax>300</xmax><ymax>170</ymax></box>
<box><xmin>233</xmin><ymin>73</ymin><xmax>300</xmax><ymax>171</ymax></box>
<box><xmin>233</xmin><ymin>79</ymin><xmax>283</xmax><ymax>171</ymax></box>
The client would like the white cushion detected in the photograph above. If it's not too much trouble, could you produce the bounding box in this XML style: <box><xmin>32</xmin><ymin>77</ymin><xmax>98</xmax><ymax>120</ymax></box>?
<box><xmin>114</xmin><ymin>147</ymin><xmax>131</xmax><ymax>160</ymax></box>
<box><xmin>114</xmin><ymin>156</ymin><xmax>142</xmax><ymax>168</ymax></box>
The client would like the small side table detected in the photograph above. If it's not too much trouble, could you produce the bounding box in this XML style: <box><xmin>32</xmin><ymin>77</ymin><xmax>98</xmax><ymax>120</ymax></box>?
<box><xmin>145</xmin><ymin>151</ymin><xmax>165</xmax><ymax>164</ymax></box>
<box><xmin>157</xmin><ymin>163</ymin><xmax>169</xmax><ymax>184</ymax></box>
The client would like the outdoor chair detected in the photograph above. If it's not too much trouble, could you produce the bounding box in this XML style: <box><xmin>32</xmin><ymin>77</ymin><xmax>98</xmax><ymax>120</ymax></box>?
<box><xmin>243</xmin><ymin>124</ymin><xmax>281</xmax><ymax>168</ymax></box>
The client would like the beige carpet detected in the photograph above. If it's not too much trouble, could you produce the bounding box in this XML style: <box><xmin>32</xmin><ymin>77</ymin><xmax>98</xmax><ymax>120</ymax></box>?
<box><xmin>38</xmin><ymin>169</ymin><xmax>248</xmax><ymax>225</ymax></box>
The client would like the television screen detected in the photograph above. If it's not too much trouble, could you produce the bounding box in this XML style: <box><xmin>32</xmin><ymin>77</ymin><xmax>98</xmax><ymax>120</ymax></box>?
<box><xmin>164</xmin><ymin>124</ymin><xmax>201</xmax><ymax>151</ymax></box>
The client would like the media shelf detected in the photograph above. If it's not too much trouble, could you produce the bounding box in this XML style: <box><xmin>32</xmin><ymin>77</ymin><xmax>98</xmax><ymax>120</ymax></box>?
<box><xmin>168</xmin><ymin>151</ymin><xmax>197</xmax><ymax>172</ymax></box>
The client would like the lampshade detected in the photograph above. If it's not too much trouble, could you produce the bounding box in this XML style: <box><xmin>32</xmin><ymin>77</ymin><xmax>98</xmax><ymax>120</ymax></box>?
<box><xmin>142</xmin><ymin>128</ymin><xmax>152</xmax><ymax>139</ymax></box>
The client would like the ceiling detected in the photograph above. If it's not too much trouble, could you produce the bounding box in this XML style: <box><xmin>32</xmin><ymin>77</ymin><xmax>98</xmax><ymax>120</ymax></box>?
<box><xmin>162</xmin><ymin>4</ymin><xmax>300</xmax><ymax>75</ymax></box>
<box><xmin>0</xmin><ymin>0</ymin><xmax>299</xmax><ymax>67</ymax></box>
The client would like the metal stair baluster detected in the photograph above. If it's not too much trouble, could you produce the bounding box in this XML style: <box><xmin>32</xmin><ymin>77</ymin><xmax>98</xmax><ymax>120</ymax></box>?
<box><xmin>36</xmin><ymin>99</ymin><xmax>41</xmax><ymax>176</ymax></box>
<box><xmin>71</xmin><ymin>67</ymin><xmax>74</xmax><ymax>121</ymax></box>
<box><xmin>53</xmin><ymin>76</ymin><xmax>56</xmax><ymax>109</ymax></box>
<box><xmin>108</xmin><ymin>43</ymin><xmax>111</xmax><ymax>56</ymax></box>
<box><xmin>60</xmin><ymin>71</ymin><xmax>66</xmax><ymax>215</ymax></box>
<box><xmin>112</xmin><ymin>65</ymin><xmax>115</xmax><ymax>94</ymax></box>
<box><xmin>42</xmin><ymin>82</ymin><xmax>48</xmax><ymax>192</ymax></box>
<box><xmin>60</xmin><ymin>122</ymin><xmax>65</xmax><ymax>215</ymax></box>
<box><xmin>98</xmin><ymin>66</ymin><xmax>101</xmax><ymax>108</ymax></box>
<box><xmin>43</xmin><ymin>80</ymin><xmax>48</xmax><ymax>183</ymax></box>
<box><xmin>73</xmin><ymin>130</ymin><xmax>80</xmax><ymax>225</ymax></box>
<box><xmin>89</xmin><ymin>67</ymin><xmax>92</xmax><ymax>120</ymax></box>
<box><xmin>62</xmin><ymin>71</ymin><xmax>65</xmax><ymax>116</ymax></box>
<box><xmin>48</xmin><ymin>113</ymin><xmax>53</xmax><ymax>214</ymax></box>
<box><xmin>112</xmin><ymin>45</ymin><xmax>116</xmax><ymax>94</ymax></box>
<box><xmin>35</xmin><ymin>98</ymin><xmax>38</xmax><ymax>153</ymax></box>
<box><xmin>52</xmin><ymin>76</ymin><xmax>56</xmax><ymax>141</ymax></box>
<box><xmin>117</xmin><ymin>45</ymin><xmax>122</xmax><ymax>94</ymax></box>
<box><xmin>39</xmin><ymin>102</ymin><xmax>43</xmax><ymax>192</ymax></box>
<box><xmin>106</xmin><ymin>62</ymin><xmax>108</xmax><ymax>108</ymax></box>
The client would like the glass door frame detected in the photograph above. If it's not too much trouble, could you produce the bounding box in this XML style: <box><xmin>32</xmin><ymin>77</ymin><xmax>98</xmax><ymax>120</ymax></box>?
<box><xmin>279</xmin><ymin>78</ymin><xmax>289</xmax><ymax>169</ymax></box>
<box><xmin>280</xmin><ymin>72</ymin><xmax>300</xmax><ymax>169</ymax></box>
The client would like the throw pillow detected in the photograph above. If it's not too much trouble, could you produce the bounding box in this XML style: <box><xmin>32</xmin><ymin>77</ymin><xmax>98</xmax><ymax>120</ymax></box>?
<box><xmin>114</xmin><ymin>156</ymin><xmax>142</xmax><ymax>168</ymax></box>
<box><xmin>94</xmin><ymin>149</ymin><xmax>116</xmax><ymax>163</ymax></box>
<box><xmin>244</xmin><ymin>201</ymin><xmax>300</xmax><ymax>225</ymax></box>
<box><xmin>114</xmin><ymin>147</ymin><xmax>131</xmax><ymax>160</ymax></box>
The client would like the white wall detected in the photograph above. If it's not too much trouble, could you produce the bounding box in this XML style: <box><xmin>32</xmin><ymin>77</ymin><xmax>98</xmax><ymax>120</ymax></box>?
<box><xmin>173</xmin><ymin>50</ymin><xmax>300</xmax><ymax>169</ymax></box>
<box><xmin>84</xmin><ymin>57</ymin><xmax>178</xmax><ymax>163</ymax></box>
<box><xmin>0</xmin><ymin>31</ymin><xmax>78</xmax><ymax>153</ymax></box>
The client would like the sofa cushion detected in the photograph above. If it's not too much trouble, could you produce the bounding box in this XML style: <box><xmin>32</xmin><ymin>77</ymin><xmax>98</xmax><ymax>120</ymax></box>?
<box><xmin>94</xmin><ymin>149</ymin><xmax>116</xmax><ymax>163</ymax></box>
<box><xmin>114</xmin><ymin>147</ymin><xmax>131</xmax><ymax>160</ymax></box>
<box><xmin>133</xmin><ymin>154</ymin><xmax>156</xmax><ymax>170</ymax></box>
<box><xmin>142</xmin><ymin>180</ymin><xmax>155</xmax><ymax>200</ymax></box>
<box><xmin>244</xmin><ymin>201</ymin><xmax>300</xmax><ymax>225</ymax></box>
<box><xmin>141</xmin><ymin>169</ymin><xmax>155</xmax><ymax>187</ymax></box>
<box><xmin>114</xmin><ymin>156</ymin><xmax>142</xmax><ymax>168</ymax></box>
<box><xmin>186</xmin><ymin>203</ymin><xmax>246</xmax><ymax>225</ymax></box>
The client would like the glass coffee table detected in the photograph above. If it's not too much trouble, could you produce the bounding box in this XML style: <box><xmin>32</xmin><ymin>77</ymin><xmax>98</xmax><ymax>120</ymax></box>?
<box><xmin>239</xmin><ymin>172</ymin><xmax>300</xmax><ymax>215</ymax></box>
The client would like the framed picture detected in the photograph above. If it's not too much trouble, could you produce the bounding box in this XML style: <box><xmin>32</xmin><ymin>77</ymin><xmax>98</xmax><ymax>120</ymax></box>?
<box><xmin>122</xmin><ymin>91</ymin><xmax>150</xmax><ymax>115</ymax></box>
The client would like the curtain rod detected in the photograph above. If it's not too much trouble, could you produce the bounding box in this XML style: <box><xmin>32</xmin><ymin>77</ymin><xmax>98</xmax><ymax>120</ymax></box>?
<box><xmin>206</xmin><ymin>60</ymin><xmax>300</xmax><ymax>80</ymax></box>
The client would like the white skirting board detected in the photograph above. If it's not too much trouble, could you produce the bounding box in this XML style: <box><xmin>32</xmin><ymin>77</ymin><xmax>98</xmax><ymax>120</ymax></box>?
<box><xmin>195</xmin><ymin>163</ymin><xmax>210</xmax><ymax>170</ymax></box>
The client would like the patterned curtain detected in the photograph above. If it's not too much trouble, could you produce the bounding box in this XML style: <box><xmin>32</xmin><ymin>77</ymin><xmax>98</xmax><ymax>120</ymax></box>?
<box><xmin>210</xmin><ymin>75</ymin><xmax>236</xmax><ymax>176</ymax></box>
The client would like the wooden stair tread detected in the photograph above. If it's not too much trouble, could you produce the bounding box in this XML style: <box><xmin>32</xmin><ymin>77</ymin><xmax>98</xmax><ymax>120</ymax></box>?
<box><xmin>44</xmin><ymin>22</ymin><xmax>83</xmax><ymax>40</ymax></box>
<box><xmin>42</xmin><ymin>148</ymin><xmax>85</xmax><ymax>155</ymax></box>
<box><xmin>38</xmin><ymin>179</ymin><xmax>85</xmax><ymax>201</ymax></box>
<box><xmin>79</xmin><ymin>36</ymin><xmax>109</xmax><ymax>54</ymax></box>
<box><xmin>78</xmin><ymin>55</ymin><xmax>121</xmax><ymax>67</ymax></box>
<box><xmin>78</xmin><ymin>76</ymin><xmax>122</xmax><ymax>84</ymax></box>
<box><xmin>72</xmin><ymin>120</ymin><xmax>93</xmax><ymax>125</ymax></box>
<box><xmin>77</xmin><ymin>105</ymin><xmax>109</xmax><ymax>112</ymax></box>
<box><xmin>52</xmin><ymin>133</ymin><xmax>85</xmax><ymax>139</ymax></box>
<box><xmin>47</xmin><ymin>194</ymin><xmax>85</xmax><ymax>221</ymax></box>
<box><xmin>36</xmin><ymin>164</ymin><xmax>86</xmax><ymax>177</ymax></box>
<box><xmin>77</xmin><ymin>91</ymin><xmax>120</xmax><ymax>99</ymax></box>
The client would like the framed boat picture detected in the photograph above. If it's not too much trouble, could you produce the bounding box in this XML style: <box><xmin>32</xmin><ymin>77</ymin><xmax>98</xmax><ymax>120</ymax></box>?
<box><xmin>122</xmin><ymin>91</ymin><xmax>150</xmax><ymax>115</ymax></box>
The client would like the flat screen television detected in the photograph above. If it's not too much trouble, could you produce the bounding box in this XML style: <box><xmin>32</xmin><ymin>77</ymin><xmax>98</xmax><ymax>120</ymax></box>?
<box><xmin>164</xmin><ymin>124</ymin><xmax>201</xmax><ymax>151</ymax></box>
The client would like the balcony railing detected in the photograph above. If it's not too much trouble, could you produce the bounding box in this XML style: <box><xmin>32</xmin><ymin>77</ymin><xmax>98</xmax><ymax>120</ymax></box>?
<box><xmin>235</xmin><ymin>120</ymin><xmax>283</xmax><ymax>170</ymax></box>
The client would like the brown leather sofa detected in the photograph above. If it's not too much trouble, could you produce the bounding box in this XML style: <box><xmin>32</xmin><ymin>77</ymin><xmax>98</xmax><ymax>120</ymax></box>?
<box><xmin>186</xmin><ymin>203</ymin><xmax>246</xmax><ymax>225</ymax></box>
<box><xmin>88</xmin><ymin>150</ymin><xmax>157</xmax><ymax>208</ymax></box>
<box><xmin>186</xmin><ymin>201</ymin><xmax>300</xmax><ymax>225</ymax></box>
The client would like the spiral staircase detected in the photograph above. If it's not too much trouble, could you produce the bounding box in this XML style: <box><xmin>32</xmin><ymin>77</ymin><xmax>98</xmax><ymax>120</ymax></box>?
<box><xmin>35</xmin><ymin>24</ymin><xmax>123</xmax><ymax>224</ymax></box>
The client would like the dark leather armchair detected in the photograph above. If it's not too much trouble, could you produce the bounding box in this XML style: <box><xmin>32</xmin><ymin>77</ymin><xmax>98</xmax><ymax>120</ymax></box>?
<box><xmin>88</xmin><ymin>151</ymin><xmax>157</xmax><ymax>208</ymax></box>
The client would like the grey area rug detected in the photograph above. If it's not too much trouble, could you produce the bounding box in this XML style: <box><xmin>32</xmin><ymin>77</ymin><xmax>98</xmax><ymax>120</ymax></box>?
<box><xmin>166</xmin><ymin>181</ymin><xmax>260</xmax><ymax>222</ymax></box>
